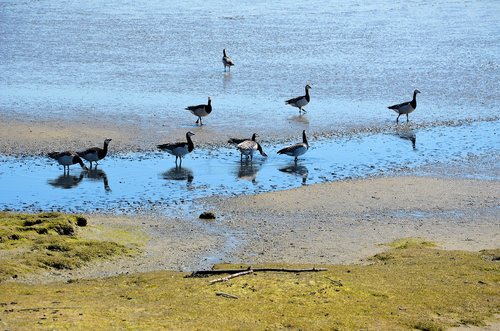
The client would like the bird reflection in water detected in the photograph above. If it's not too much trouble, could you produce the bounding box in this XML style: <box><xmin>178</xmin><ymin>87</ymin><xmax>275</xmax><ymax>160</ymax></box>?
<box><xmin>288</xmin><ymin>114</ymin><xmax>309</xmax><ymax>125</ymax></box>
<box><xmin>279</xmin><ymin>164</ymin><xmax>309</xmax><ymax>185</ymax></box>
<box><xmin>85</xmin><ymin>168</ymin><xmax>111</xmax><ymax>192</ymax></box>
<box><xmin>47</xmin><ymin>172</ymin><xmax>84</xmax><ymax>189</ymax></box>
<box><xmin>236</xmin><ymin>162</ymin><xmax>260</xmax><ymax>184</ymax></box>
<box><xmin>396</xmin><ymin>128</ymin><xmax>417</xmax><ymax>150</ymax></box>
<box><xmin>162</xmin><ymin>166</ymin><xmax>194</xmax><ymax>187</ymax></box>
<box><xmin>223</xmin><ymin>71</ymin><xmax>232</xmax><ymax>91</ymax></box>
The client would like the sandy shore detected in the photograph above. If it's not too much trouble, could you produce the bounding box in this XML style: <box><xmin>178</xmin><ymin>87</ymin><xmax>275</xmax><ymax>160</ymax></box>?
<box><xmin>207</xmin><ymin>176</ymin><xmax>499</xmax><ymax>265</ymax></box>
<box><xmin>15</xmin><ymin>175</ymin><xmax>498</xmax><ymax>284</ymax></box>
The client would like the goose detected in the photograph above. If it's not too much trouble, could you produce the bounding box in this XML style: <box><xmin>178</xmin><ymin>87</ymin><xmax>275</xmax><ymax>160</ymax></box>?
<box><xmin>277</xmin><ymin>130</ymin><xmax>309</xmax><ymax>163</ymax></box>
<box><xmin>285</xmin><ymin>84</ymin><xmax>311</xmax><ymax>114</ymax></box>
<box><xmin>228</xmin><ymin>133</ymin><xmax>257</xmax><ymax>145</ymax></box>
<box><xmin>48</xmin><ymin>151</ymin><xmax>88</xmax><ymax>172</ymax></box>
<box><xmin>157</xmin><ymin>131</ymin><xmax>195</xmax><ymax>165</ymax></box>
<box><xmin>236</xmin><ymin>134</ymin><xmax>267</xmax><ymax>162</ymax></box>
<box><xmin>222</xmin><ymin>49</ymin><xmax>234</xmax><ymax>72</ymax></box>
<box><xmin>186</xmin><ymin>97</ymin><xmax>212</xmax><ymax>126</ymax></box>
<box><xmin>78</xmin><ymin>138</ymin><xmax>112</xmax><ymax>168</ymax></box>
<box><xmin>388</xmin><ymin>89</ymin><xmax>421</xmax><ymax>123</ymax></box>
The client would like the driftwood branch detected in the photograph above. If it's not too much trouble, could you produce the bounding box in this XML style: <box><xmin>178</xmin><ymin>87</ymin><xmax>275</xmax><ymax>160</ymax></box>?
<box><xmin>188</xmin><ymin>267</ymin><xmax>327</xmax><ymax>278</ymax></box>
<box><xmin>209</xmin><ymin>270</ymin><xmax>254</xmax><ymax>284</ymax></box>
<box><xmin>216</xmin><ymin>291</ymin><xmax>239</xmax><ymax>299</ymax></box>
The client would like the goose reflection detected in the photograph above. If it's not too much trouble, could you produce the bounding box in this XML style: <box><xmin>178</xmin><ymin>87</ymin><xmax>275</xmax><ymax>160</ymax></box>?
<box><xmin>279</xmin><ymin>164</ymin><xmax>309</xmax><ymax>185</ymax></box>
<box><xmin>84</xmin><ymin>168</ymin><xmax>111</xmax><ymax>192</ymax></box>
<box><xmin>236</xmin><ymin>162</ymin><xmax>261</xmax><ymax>184</ymax></box>
<box><xmin>396</xmin><ymin>129</ymin><xmax>417</xmax><ymax>150</ymax></box>
<box><xmin>162</xmin><ymin>166</ymin><xmax>194</xmax><ymax>186</ymax></box>
<box><xmin>47</xmin><ymin>172</ymin><xmax>84</xmax><ymax>189</ymax></box>
<box><xmin>223</xmin><ymin>71</ymin><xmax>232</xmax><ymax>90</ymax></box>
<box><xmin>288</xmin><ymin>114</ymin><xmax>309</xmax><ymax>125</ymax></box>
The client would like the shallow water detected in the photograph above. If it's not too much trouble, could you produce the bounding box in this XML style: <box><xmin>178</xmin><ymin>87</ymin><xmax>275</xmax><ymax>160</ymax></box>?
<box><xmin>0</xmin><ymin>121</ymin><xmax>497</xmax><ymax>215</ymax></box>
<box><xmin>1</xmin><ymin>0</ymin><xmax>499</xmax><ymax>137</ymax></box>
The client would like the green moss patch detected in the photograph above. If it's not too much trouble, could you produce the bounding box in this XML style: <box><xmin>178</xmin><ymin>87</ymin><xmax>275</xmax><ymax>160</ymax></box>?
<box><xmin>0</xmin><ymin>212</ymin><xmax>138</xmax><ymax>281</ymax></box>
<box><xmin>0</xmin><ymin>240</ymin><xmax>498</xmax><ymax>330</ymax></box>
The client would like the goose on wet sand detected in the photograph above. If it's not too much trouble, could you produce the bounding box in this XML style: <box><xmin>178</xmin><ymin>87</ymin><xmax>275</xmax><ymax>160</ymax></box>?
<box><xmin>277</xmin><ymin>130</ymin><xmax>309</xmax><ymax>163</ymax></box>
<box><xmin>236</xmin><ymin>134</ymin><xmax>267</xmax><ymax>162</ymax></box>
<box><xmin>157</xmin><ymin>131</ymin><xmax>195</xmax><ymax>165</ymax></box>
<box><xmin>222</xmin><ymin>49</ymin><xmax>234</xmax><ymax>72</ymax></box>
<box><xmin>388</xmin><ymin>89</ymin><xmax>421</xmax><ymax>123</ymax></box>
<box><xmin>78</xmin><ymin>138</ymin><xmax>112</xmax><ymax>168</ymax></box>
<box><xmin>228</xmin><ymin>133</ymin><xmax>257</xmax><ymax>145</ymax></box>
<box><xmin>48</xmin><ymin>151</ymin><xmax>88</xmax><ymax>172</ymax></box>
<box><xmin>186</xmin><ymin>97</ymin><xmax>212</xmax><ymax>126</ymax></box>
<box><xmin>285</xmin><ymin>84</ymin><xmax>311</xmax><ymax>114</ymax></box>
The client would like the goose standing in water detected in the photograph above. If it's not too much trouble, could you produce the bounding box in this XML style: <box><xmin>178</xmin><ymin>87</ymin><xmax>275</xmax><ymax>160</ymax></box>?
<box><xmin>78</xmin><ymin>138</ymin><xmax>112</xmax><ymax>168</ymax></box>
<box><xmin>277</xmin><ymin>130</ymin><xmax>309</xmax><ymax>163</ymax></box>
<box><xmin>285</xmin><ymin>84</ymin><xmax>311</xmax><ymax>114</ymax></box>
<box><xmin>222</xmin><ymin>49</ymin><xmax>234</xmax><ymax>72</ymax></box>
<box><xmin>388</xmin><ymin>89</ymin><xmax>421</xmax><ymax>123</ymax></box>
<box><xmin>48</xmin><ymin>151</ymin><xmax>88</xmax><ymax>173</ymax></box>
<box><xmin>157</xmin><ymin>131</ymin><xmax>195</xmax><ymax>166</ymax></box>
<box><xmin>236</xmin><ymin>133</ymin><xmax>267</xmax><ymax>162</ymax></box>
<box><xmin>186</xmin><ymin>97</ymin><xmax>212</xmax><ymax>126</ymax></box>
<box><xmin>228</xmin><ymin>133</ymin><xmax>257</xmax><ymax>145</ymax></box>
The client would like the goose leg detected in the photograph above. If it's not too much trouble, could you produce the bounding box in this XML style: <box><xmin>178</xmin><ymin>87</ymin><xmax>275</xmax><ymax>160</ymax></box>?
<box><xmin>195</xmin><ymin>118</ymin><xmax>199</xmax><ymax>125</ymax></box>
<box><xmin>396</xmin><ymin>114</ymin><xmax>400</xmax><ymax>123</ymax></box>
<box><xmin>199</xmin><ymin>117</ymin><xmax>203</xmax><ymax>126</ymax></box>
<box><xmin>406</xmin><ymin>114</ymin><xmax>409</xmax><ymax>122</ymax></box>
<box><xmin>302</xmin><ymin>108</ymin><xmax>307</xmax><ymax>113</ymax></box>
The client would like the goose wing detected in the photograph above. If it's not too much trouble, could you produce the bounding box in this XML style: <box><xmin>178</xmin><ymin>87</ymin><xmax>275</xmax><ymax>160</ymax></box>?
<box><xmin>48</xmin><ymin>151</ymin><xmax>73</xmax><ymax>159</ymax></box>
<box><xmin>388</xmin><ymin>100</ymin><xmax>411</xmax><ymax>110</ymax></box>
<box><xmin>158</xmin><ymin>142</ymin><xmax>187</xmax><ymax>151</ymax></box>
<box><xmin>185</xmin><ymin>104</ymin><xmax>206</xmax><ymax>111</ymax></box>
<box><xmin>277</xmin><ymin>143</ymin><xmax>302</xmax><ymax>155</ymax></box>
<box><xmin>285</xmin><ymin>95</ymin><xmax>303</xmax><ymax>105</ymax></box>
<box><xmin>78</xmin><ymin>146</ymin><xmax>101</xmax><ymax>156</ymax></box>
<box><xmin>237</xmin><ymin>140</ymin><xmax>257</xmax><ymax>150</ymax></box>
<box><xmin>228</xmin><ymin>137</ymin><xmax>247</xmax><ymax>144</ymax></box>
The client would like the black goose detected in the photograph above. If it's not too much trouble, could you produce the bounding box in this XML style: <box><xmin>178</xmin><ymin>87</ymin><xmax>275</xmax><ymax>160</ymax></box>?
<box><xmin>388</xmin><ymin>89</ymin><xmax>421</xmax><ymax>123</ymax></box>
<box><xmin>277</xmin><ymin>130</ymin><xmax>309</xmax><ymax>163</ymax></box>
<box><xmin>285</xmin><ymin>84</ymin><xmax>311</xmax><ymax>114</ymax></box>
<box><xmin>222</xmin><ymin>49</ymin><xmax>234</xmax><ymax>72</ymax></box>
<box><xmin>186</xmin><ymin>97</ymin><xmax>212</xmax><ymax>125</ymax></box>
<box><xmin>157</xmin><ymin>131</ymin><xmax>195</xmax><ymax>166</ymax></box>
<box><xmin>48</xmin><ymin>151</ymin><xmax>88</xmax><ymax>172</ymax></box>
<box><xmin>78</xmin><ymin>138</ymin><xmax>112</xmax><ymax>168</ymax></box>
<box><xmin>228</xmin><ymin>133</ymin><xmax>257</xmax><ymax>145</ymax></box>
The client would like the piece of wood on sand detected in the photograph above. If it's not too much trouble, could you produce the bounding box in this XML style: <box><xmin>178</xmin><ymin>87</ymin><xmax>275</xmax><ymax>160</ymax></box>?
<box><xmin>209</xmin><ymin>270</ymin><xmax>254</xmax><ymax>284</ymax></box>
<box><xmin>215</xmin><ymin>292</ymin><xmax>239</xmax><ymax>299</ymax></box>
<box><xmin>188</xmin><ymin>267</ymin><xmax>327</xmax><ymax>278</ymax></box>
